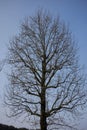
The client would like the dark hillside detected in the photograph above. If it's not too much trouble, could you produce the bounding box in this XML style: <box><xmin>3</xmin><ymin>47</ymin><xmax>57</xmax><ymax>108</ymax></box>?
<box><xmin>0</xmin><ymin>124</ymin><xmax>28</xmax><ymax>130</ymax></box>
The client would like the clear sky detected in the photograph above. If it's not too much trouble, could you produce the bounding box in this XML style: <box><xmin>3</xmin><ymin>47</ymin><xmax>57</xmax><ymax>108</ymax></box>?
<box><xmin>0</xmin><ymin>0</ymin><xmax>87</xmax><ymax>129</ymax></box>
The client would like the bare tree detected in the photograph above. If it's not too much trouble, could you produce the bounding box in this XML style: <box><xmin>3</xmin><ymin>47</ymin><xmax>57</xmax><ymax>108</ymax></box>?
<box><xmin>5</xmin><ymin>10</ymin><xmax>86</xmax><ymax>130</ymax></box>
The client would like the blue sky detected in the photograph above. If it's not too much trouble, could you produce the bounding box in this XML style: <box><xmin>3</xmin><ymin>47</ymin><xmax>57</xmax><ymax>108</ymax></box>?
<box><xmin>0</xmin><ymin>0</ymin><xmax>87</xmax><ymax>129</ymax></box>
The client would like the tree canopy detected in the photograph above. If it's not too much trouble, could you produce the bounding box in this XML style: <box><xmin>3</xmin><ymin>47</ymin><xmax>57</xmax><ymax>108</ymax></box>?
<box><xmin>5</xmin><ymin>10</ymin><xmax>86</xmax><ymax>130</ymax></box>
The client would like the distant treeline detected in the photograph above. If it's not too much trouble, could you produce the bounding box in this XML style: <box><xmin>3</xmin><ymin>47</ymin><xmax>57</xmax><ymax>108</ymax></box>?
<box><xmin>0</xmin><ymin>124</ymin><xmax>28</xmax><ymax>130</ymax></box>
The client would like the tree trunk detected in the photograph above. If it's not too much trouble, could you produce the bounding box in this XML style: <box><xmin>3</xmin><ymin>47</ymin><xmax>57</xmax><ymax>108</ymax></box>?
<box><xmin>40</xmin><ymin>93</ymin><xmax>47</xmax><ymax>130</ymax></box>
<box><xmin>40</xmin><ymin>55</ymin><xmax>47</xmax><ymax>130</ymax></box>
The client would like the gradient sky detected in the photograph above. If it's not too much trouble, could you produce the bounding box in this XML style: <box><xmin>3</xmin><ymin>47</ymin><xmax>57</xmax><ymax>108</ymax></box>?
<box><xmin>0</xmin><ymin>0</ymin><xmax>87</xmax><ymax>129</ymax></box>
